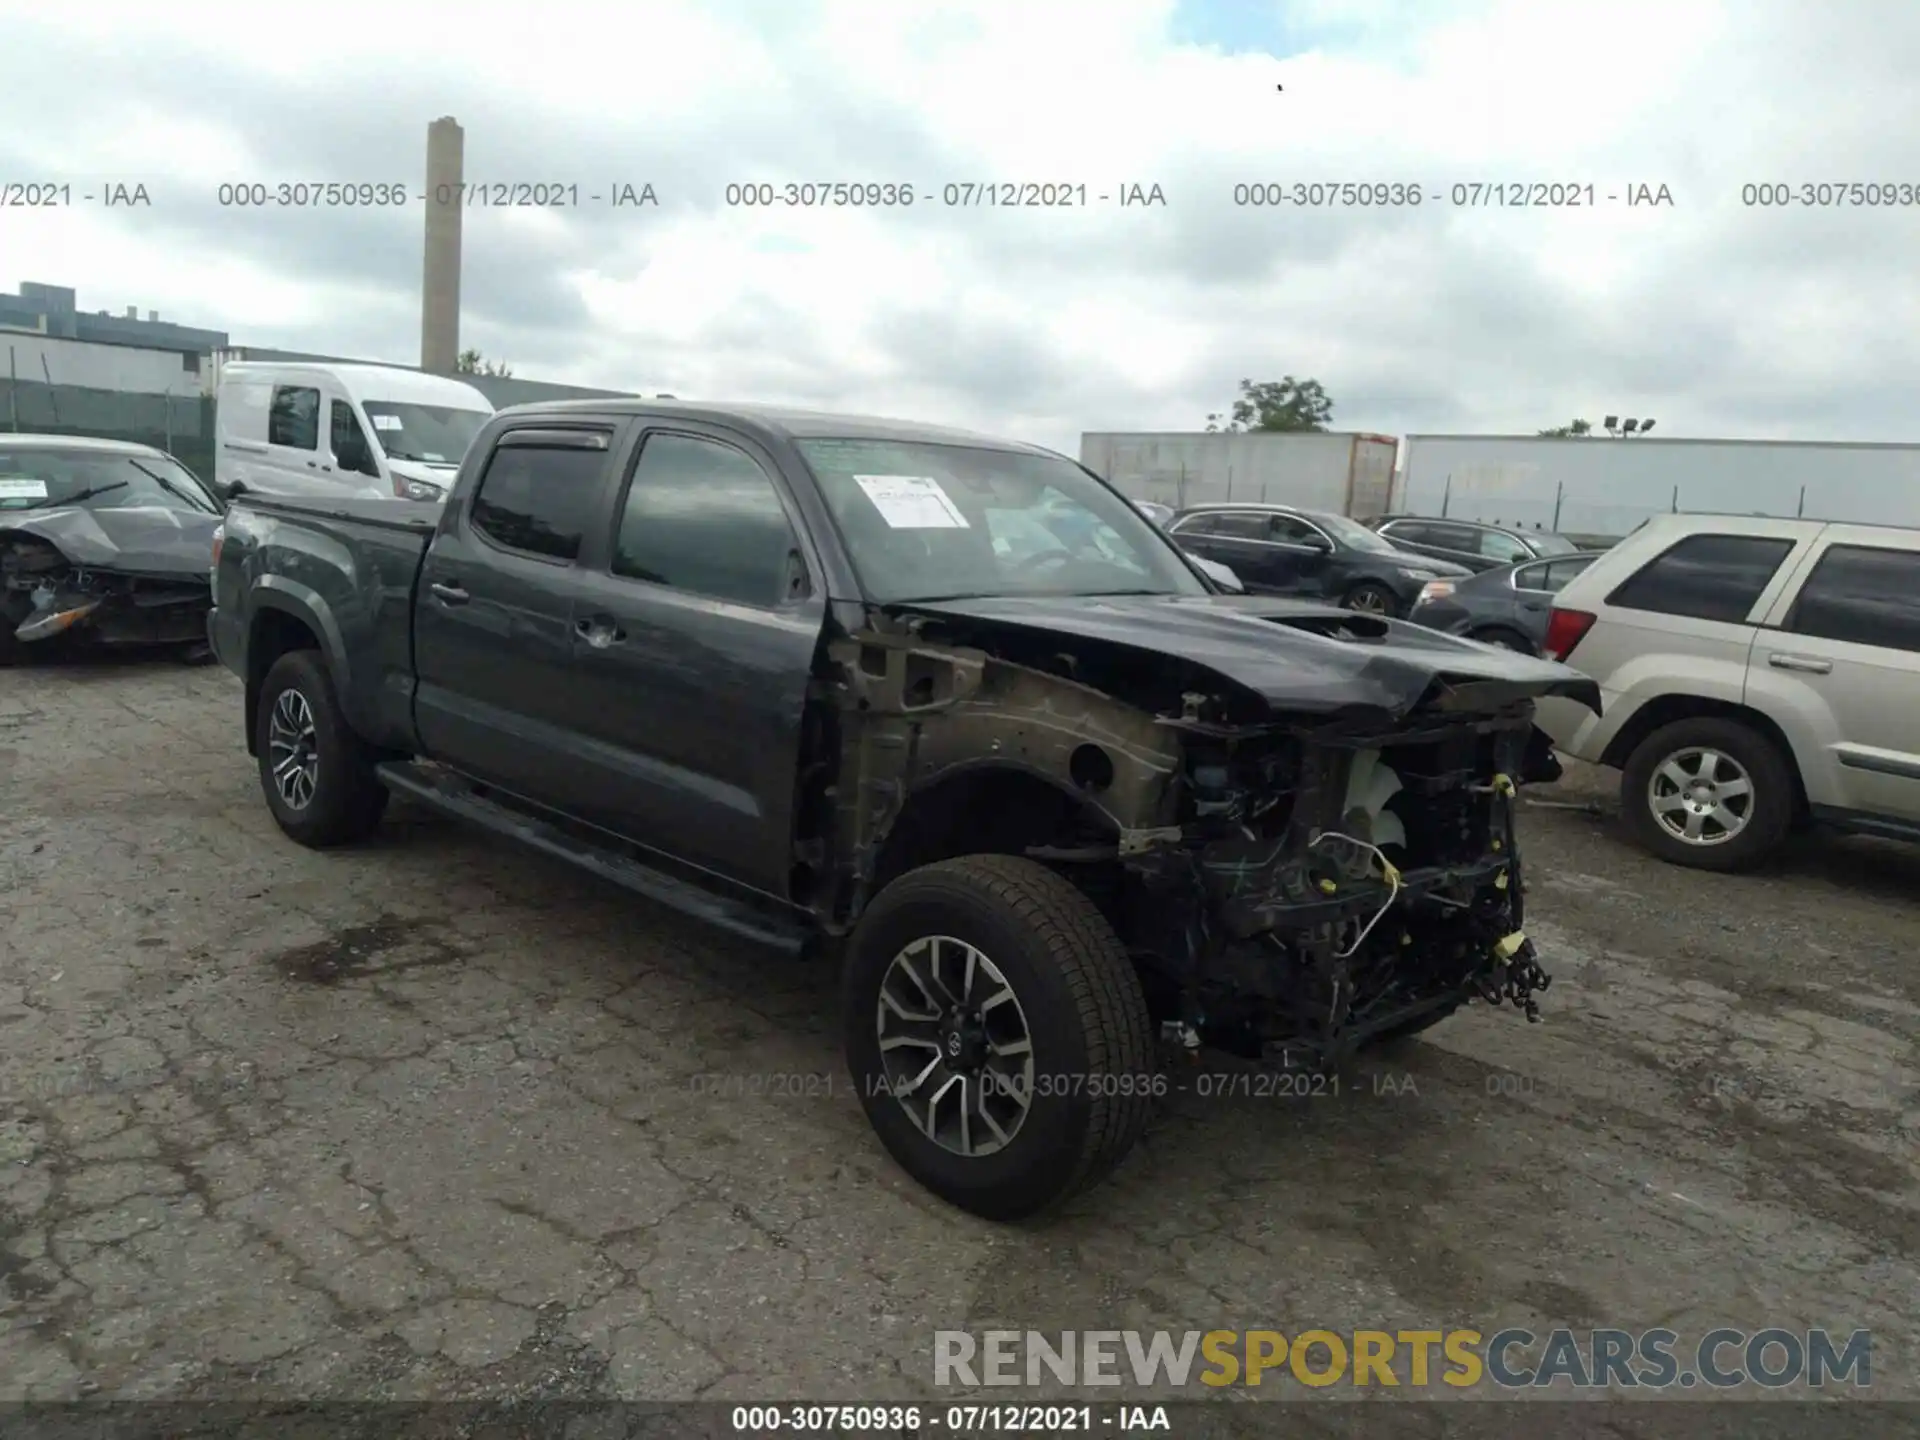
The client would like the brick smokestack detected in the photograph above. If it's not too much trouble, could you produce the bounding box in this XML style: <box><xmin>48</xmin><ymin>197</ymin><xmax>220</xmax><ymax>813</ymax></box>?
<box><xmin>420</xmin><ymin>116</ymin><xmax>464</xmax><ymax>372</ymax></box>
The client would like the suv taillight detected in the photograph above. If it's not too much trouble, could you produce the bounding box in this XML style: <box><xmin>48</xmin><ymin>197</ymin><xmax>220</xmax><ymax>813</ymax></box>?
<box><xmin>1541</xmin><ymin>607</ymin><xmax>1596</xmax><ymax>661</ymax></box>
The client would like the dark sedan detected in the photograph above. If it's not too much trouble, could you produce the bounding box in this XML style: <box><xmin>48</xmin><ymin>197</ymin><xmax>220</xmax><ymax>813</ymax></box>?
<box><xmin>1167</xmin><ymin>502</ymin><xmax>1470</xmax><ymax>617</ymax></box>
<box><xmin>1372</xmin><ymin>515</ymin><xmax>1583</xmax><ymax>573</ymax></box>
<box><xmin>1406</xmin><ymin>551</ymin><xmax>1602</xmax><ymax>653</ymax></box>
<box><xmin>0</xmin><ymin>435</ymin><xmax>224</xmax><ymax>662</ymax></box>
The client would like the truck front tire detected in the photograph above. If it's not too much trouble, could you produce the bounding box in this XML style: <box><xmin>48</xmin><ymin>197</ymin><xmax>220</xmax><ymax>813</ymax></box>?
<box><xmin>256</xmin><ymin>650</ymin><xmax>388</xmax><ymax>847</ymax></box>
<box><xmin>843</xmin><ymin>855</ymin><xmax>1156</xmax><ymax>1221</ymax></box>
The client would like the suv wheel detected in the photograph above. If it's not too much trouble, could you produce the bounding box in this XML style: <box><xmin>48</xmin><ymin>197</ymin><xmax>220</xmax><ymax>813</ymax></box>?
<box><xmin>843</xmin><ymin>855</ymin><xmax>1156</xmax><ymax>1221</ymax></box>
<box><xmin>1342</xmin><ymin>581</ymin><xmax>1399</xmax><ymax>617</ymax></box>
<box><xmin>1619</xmin><ymin>717</ymin><xmax>1794</xmax><ymax>872</ymax></box>
<box><xmin>256</xmin><ymin>650</ymin><xmax>389</xmax><ymax>847</ymax></box>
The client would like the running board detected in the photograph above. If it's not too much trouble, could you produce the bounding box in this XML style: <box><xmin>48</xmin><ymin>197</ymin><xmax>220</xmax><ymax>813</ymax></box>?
<box><xmin>375</xmin><ymin>761</ymin><xmax>810</xmax><ymax>955</ymax></box>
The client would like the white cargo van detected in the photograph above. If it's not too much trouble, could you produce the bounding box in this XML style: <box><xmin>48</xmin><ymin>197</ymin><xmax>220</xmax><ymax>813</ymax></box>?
<box><xmin>214</xmin><ymin>363</ymin><xmax>494</xmax><ymax>503</ymax></box>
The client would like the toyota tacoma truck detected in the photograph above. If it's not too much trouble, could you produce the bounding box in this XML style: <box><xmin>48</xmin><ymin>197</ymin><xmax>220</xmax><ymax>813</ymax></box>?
<box><xmin>208</xmin><ymin>400</ymin><xmax>1599</xmax><ymax>1220</ymax></box>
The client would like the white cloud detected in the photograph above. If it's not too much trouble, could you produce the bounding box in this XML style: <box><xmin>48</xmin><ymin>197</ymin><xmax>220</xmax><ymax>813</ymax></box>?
<box><xmin>4</xmin><ymin>0</ymin><xmax>1918</xmax><ymax>450</ymax></box>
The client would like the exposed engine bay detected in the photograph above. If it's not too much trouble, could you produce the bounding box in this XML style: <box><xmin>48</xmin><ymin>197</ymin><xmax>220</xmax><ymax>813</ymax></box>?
<box><xmin>812</xmin><ymin>593</ymin><xmax>1601</xmax><ymax>1070</ymax></box>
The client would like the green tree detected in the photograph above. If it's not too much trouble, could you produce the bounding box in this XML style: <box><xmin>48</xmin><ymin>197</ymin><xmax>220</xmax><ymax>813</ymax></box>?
<box><xmin>455</xmin><ymin>348</ymin><xmax>514</xmax><ymax>378</ymax></box>
<box><xmin>1204</xmin><ymin>377</ymin><xmax>1334</xmax><ymax>433</ymax></box>
<box><xmin>1538</xmin><ymin>419</ymin><xmax>1594</xmax><ymax>437</ymax></box>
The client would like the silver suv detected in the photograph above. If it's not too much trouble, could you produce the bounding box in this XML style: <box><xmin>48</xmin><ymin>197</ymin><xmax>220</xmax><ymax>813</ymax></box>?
<box><xmin>1534</xmin><ymin>513</ymin><xmax>1920</xmax><ymax>871</ymax></box>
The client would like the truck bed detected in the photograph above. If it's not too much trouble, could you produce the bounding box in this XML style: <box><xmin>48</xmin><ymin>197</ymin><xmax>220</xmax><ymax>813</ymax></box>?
<box><xmin>212</xmin><ymin>493</ymin><xmax>440</xmax><ymax>757</ymax></box>
<box><xmin>229</xmin><ymin>491</ymin><xmax>443</xmax><ymax>534</ymax></box>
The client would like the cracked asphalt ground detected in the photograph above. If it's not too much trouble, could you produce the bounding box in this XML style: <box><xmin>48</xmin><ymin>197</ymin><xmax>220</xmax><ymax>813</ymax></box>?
<box><xmin>1</xmin><ymin>657</ymin><xmax>1915</xmax><ymax>1409</ymax></box>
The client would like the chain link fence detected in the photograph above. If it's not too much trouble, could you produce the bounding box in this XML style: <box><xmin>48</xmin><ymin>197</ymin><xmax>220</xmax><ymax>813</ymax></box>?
<box><xmin>0</xmin><ymin>378</ymin><xmax>215</xmax><ymax>485</ymax></box>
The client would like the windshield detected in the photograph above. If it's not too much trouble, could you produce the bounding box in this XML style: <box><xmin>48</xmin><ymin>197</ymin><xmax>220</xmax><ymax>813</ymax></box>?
<box><xmin>1526</xmin><ymin>532</ymin><xmax>1580</xmax><ymax>556</ymax></box>
<box><xmin>796</xmin><ymin>439</ymin><xmax>1210</xmax><ymax>603</ymax></box>
<box><xmin>360</xmin><ymin>401</ymin><xmax>489</xmax><ymax>466</ymax></box>
<box><xmin>0</xmin><ymin>449</ymin><xmax>220</xmax><ymax>515</ymax></box>
<box><xmin>1318</xmin><ymin>513</ymin><xmax>1401</xmax><ymax>554</ymax></box>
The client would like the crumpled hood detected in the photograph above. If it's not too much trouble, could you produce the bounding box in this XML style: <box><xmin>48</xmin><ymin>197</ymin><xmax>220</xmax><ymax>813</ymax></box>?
<box><xmin>0</xmin><ymin>505</ymin><xmax>221</xmax><ymax>575</ymax></box>
<box><xmin>897</xmin><ymin>592</ymin><xmax>1603</xmax><ymax>721</ymax></box>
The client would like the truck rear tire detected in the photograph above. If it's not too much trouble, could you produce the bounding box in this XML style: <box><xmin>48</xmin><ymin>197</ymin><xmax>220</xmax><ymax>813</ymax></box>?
<box><xmin>1619</xmin><ymin>716</ymin><xmax>1794</xmax><ymax>873</ymax></box>
<box><xmin>843</xmin><ymin>855</ymin><xmax>1156</xmax><ymax>1221</ymax></box>
<box><xmin>256</xmin><ymin>650</ymin><xmax>388</xmax><ymax>848</ymax></box>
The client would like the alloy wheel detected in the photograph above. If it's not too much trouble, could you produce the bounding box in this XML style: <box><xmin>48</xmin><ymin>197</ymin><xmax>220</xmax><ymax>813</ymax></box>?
<box><xmin>1345</xmin><ymin>587</ymin><xmax>1390</xmax><ymax>615</ymax></box>
<box><xmin>267</xmin><ymin>688</ymin><xmax>320</xmax><ymax>811</ymax></box>
<box><xmin>875</xmin><ymin>935</ymin><xmax>1035</xmax><ymax>1157</ymax></box>
<box><xmin>1648</xmin><ymin>746</ymin><xmax>1754</xmax><ymax>846</ymax></box>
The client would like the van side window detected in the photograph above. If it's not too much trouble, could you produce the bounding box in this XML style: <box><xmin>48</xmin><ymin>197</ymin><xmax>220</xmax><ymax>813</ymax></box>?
<box><xmin>268</xmin><ymin>386</ymin><xmax>320</xmax><ymax>450</ymax></box>
<box><xmin>612</xmin><ymin>433</ymin><xmax>799</xmax><ymax>607</ymax></box>
<box><xmin>469</xmin><ymin>436</ymin><xmax>611</xmax><ymax>562</ymax></box>
<box><xmin>1787</xmin><ymin>545</ymin><xmax>1920</xmax><ymax>654</ymax></box>
<box><xmin>329</xmin><ymin>402</ymin><xmax>375</xmax><ymax>470</ymax></box>
<box><xmin>1605</xmin><ymin>534</ymin><xmax>1795</xmax><ymax>624</ymax></box>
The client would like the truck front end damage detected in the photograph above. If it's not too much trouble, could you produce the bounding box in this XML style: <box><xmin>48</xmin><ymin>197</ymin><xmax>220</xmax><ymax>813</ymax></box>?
<box><xmin>817</xmin><ymin>596</ymin><xmax>1600</xmax><ymax>1071</ymax></box>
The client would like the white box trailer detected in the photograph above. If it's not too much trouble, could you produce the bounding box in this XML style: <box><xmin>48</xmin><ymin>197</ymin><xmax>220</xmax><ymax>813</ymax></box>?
<box><xmin>1399</xmin><ymin>434</ymin><xmax>1920</xmax><ymax>541</ymax></box>
<box><xmin>1080</xmin><ymin>430</ymin><xmax>1399</xmax><ymax>518</ymax></box>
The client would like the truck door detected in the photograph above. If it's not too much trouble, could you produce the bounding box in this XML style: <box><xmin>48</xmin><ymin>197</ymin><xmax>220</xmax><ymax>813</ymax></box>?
<box><xmin>411</xmin><ymin>423</ymin><xmax>617</xmax><ymax>798</ymax></box>
<box><xmin>560</xmin><ymin>423</ymin><xmax>827</xmax><ymax>898</ymax></box>
<box><xmin>1750</xmin><ymin>528</ymin><xmax>1920</xmax><ymax>822</ymax></box>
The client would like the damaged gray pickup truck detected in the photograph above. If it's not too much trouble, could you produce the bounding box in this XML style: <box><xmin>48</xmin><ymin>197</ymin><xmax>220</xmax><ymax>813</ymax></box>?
<box><xmin>209</xmin><ymin>400</ymin><xmax>1600</xmax><ymax>1220</ymax></box>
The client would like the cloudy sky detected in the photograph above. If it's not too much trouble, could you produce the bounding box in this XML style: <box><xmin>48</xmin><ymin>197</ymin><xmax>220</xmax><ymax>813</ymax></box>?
<box><xmin>5</xmin><ymin>0</ymin><xmax>1917</xmax><ymax>454</ymax></box>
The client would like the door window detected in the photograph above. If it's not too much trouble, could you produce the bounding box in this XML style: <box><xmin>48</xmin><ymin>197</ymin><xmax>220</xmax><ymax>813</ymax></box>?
<box><xmin>1383</xmin><ymin>520</ymin><xmax>1440</xmax><ymax>545</ymax></box>
<box><xmin>1605</xmin><ymin>534</ymin><xmax>1795</xmax><ymax>624</ymax></box>
<box><xmin>469</xmin><ymin>435</ymin><xmax>611</xmax><ymax>561</ymax></box>
<box><xmin>1268</xmin><ymin>514</ymin><xmax>1327</xmax><ymax>546</ymax></box>
<box><xmin>1478</xmin><ymin>530</ymin><xmax>1532</xmax><ymax>563</ymax></box>
<box><xmin>1786</xmin><ymin>544</ymin><xmax>1920</xmax><ymax>654</ymax></box>
<box><xmin>267</xmin><ymin>385</ymin><xmax>319</xmax><ymax>450</ymax></box>
<box><xmin>613</xmin><ymin>432</ymin><xmax>800</xmax><ymax>608</ymax></box>
<box><xmin>1176</xmin><ymin>512</ymin><xmax>1267</xmax><ymax>539</ymax></box>
<box><xmin>329</xmin><ymin>401</ymin><xmax>378</xmax><ymax>476</ymax></box>
<box><xmin>1515</xmin><ymin>556</ymin><xmax>1594</xmax><ymax>594</ymax></box>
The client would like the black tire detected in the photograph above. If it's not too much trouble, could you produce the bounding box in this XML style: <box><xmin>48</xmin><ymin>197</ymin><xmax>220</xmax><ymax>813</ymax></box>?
<box><xmin>255</xmin><ymin>650</ymin><xmax>388</xmax><ymax>847</ymax></box>
<box><xmin>1469</xmin><ymin>625</ymin><xmax>1534</xmax><ymax>655</ymax></box>
<box><xmin>1619</xmin><ymin>716</ymin><xmax>1794</xmax><ymax>873</ymax></box>
<box><xmin>843</xmin><ymin>854</ymin><xmax>1156</xmax><ymax>1221</ymax></box>
<box><xmin>1341</xmin><ymin>581</ymin><xmax>1401</xmax><ymax>618</ymax></box>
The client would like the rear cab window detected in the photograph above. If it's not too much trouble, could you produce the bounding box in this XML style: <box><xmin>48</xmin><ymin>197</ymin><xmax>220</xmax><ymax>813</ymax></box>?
<box><xmin>1784</xmin><ymin>544</ymin><xmax>1920</xmax><ymax>654</ymax></box>
<box><xmin>1606</xmin><ymin>534</ymin><xmax>1796</xmax><ymax>624</ymax></box>
<box><xmin>467</xmin><ymin>429</ymin><xmax>613</xmax><ymax>562</ymax></box>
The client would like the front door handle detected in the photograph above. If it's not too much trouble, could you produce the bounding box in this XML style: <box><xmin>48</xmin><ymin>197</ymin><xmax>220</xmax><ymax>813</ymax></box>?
<box><xmin>576</xmin><ymin>617</ymin><xmax>627</xmax><ymax>648</ymax></box>
<box><xmin>429</xmin><ymin>581</ymin><xmax>469</xmax><ymax>605</ymax></box>
<box><xmin>1768</xmin><ymin>652</ymin><xmax>1831</xmax><ymax>674</ymax></box>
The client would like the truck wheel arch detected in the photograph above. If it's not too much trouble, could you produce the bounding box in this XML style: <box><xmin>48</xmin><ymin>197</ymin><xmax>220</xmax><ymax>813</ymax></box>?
<box><xmin>243</xmin><ymin>592</ymin><xmax>343</xmax><ymax>757</ymax></box>
<box><xmin>867</xmin><ymin>763</ymin><xmax>1122</xmax><ymax>898</ymax></box>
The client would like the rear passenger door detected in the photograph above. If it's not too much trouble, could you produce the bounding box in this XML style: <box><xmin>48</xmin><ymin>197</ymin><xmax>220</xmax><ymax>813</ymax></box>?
<box><xmin>1752</xmin><ymin>530</ymin><xmax>1920</xmax><ymax>822</ymax></box>
<box><xmin>1581</xmin><ymin>530</ymin><xmax>1802</xmax><ymax>717</ymax></box>
<box><xmin>413</xmin><ymin>422</ymin><xmax>618</xmax><ymax>799</ymax></box>
<box><xmin>1173</xmin><ymin>512</ymin><xmax>1290</xmax><ymax>591</ymax></box>
<box><xmin>561</xmin><ymin>423</ymin><xmax>827</xmax><ymax>897</ymax></box>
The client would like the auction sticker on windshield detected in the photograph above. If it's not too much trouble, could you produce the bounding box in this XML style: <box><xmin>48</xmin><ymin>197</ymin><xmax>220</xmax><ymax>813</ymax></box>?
<box><xmin>372</xmin><ymin>414</ymin><xmax>403</xmax><ymax>430</ymax></box>
<box><xmin>854</xmin><ymin>474</ymin><xmax>971</xmax><ymax>528</ymax></box>
<box><xmin>0</xmin><ymin>477</ymin><xmax>49</xmax><ymax>502</ymax></box>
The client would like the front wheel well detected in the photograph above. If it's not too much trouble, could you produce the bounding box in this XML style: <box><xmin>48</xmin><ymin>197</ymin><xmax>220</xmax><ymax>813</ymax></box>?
<box><xmin>1599</xmin><ymin>694</ymin><xmax>1809</xmax><ymax>820</ymax></box>
<box><xmin>244</xmin><ymin>608</ymin><xmax>323</xmax><ymax>756</ymax></box>
<box><xmin>869</xmin><ymin>767</ymin><xmax>1121</xmax><ymax>897</ymax></box>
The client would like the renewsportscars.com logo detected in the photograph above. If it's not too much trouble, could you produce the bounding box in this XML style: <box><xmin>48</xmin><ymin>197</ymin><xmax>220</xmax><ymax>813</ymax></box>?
<box><xmin>933</xmin><ymin>1328</ymin><xmax>1872</xmax><ymax>1390</ymax></box>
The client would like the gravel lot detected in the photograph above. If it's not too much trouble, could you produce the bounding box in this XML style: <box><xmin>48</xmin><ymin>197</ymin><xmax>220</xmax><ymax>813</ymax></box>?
<box><xmin>1</xmin><ymin>655</ymin><xmax>1916</xmax><ymax>1408</ymax></box>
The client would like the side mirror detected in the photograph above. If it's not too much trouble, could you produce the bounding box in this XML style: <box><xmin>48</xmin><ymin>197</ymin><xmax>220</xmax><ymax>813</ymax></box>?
<box><xmin>218</xmin><ymin>479</ymin><xmax>246</xmax><ymax>500</ymax></box>
<box><xmin>1302</xmin><ymin>532</ymin><xmax>1333</xmax><ymax>551</ymax></box>
<box><xmin>339</xmin><ymin>442</ymin><xmax>378</xmax><ymax>477</ymax></box>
